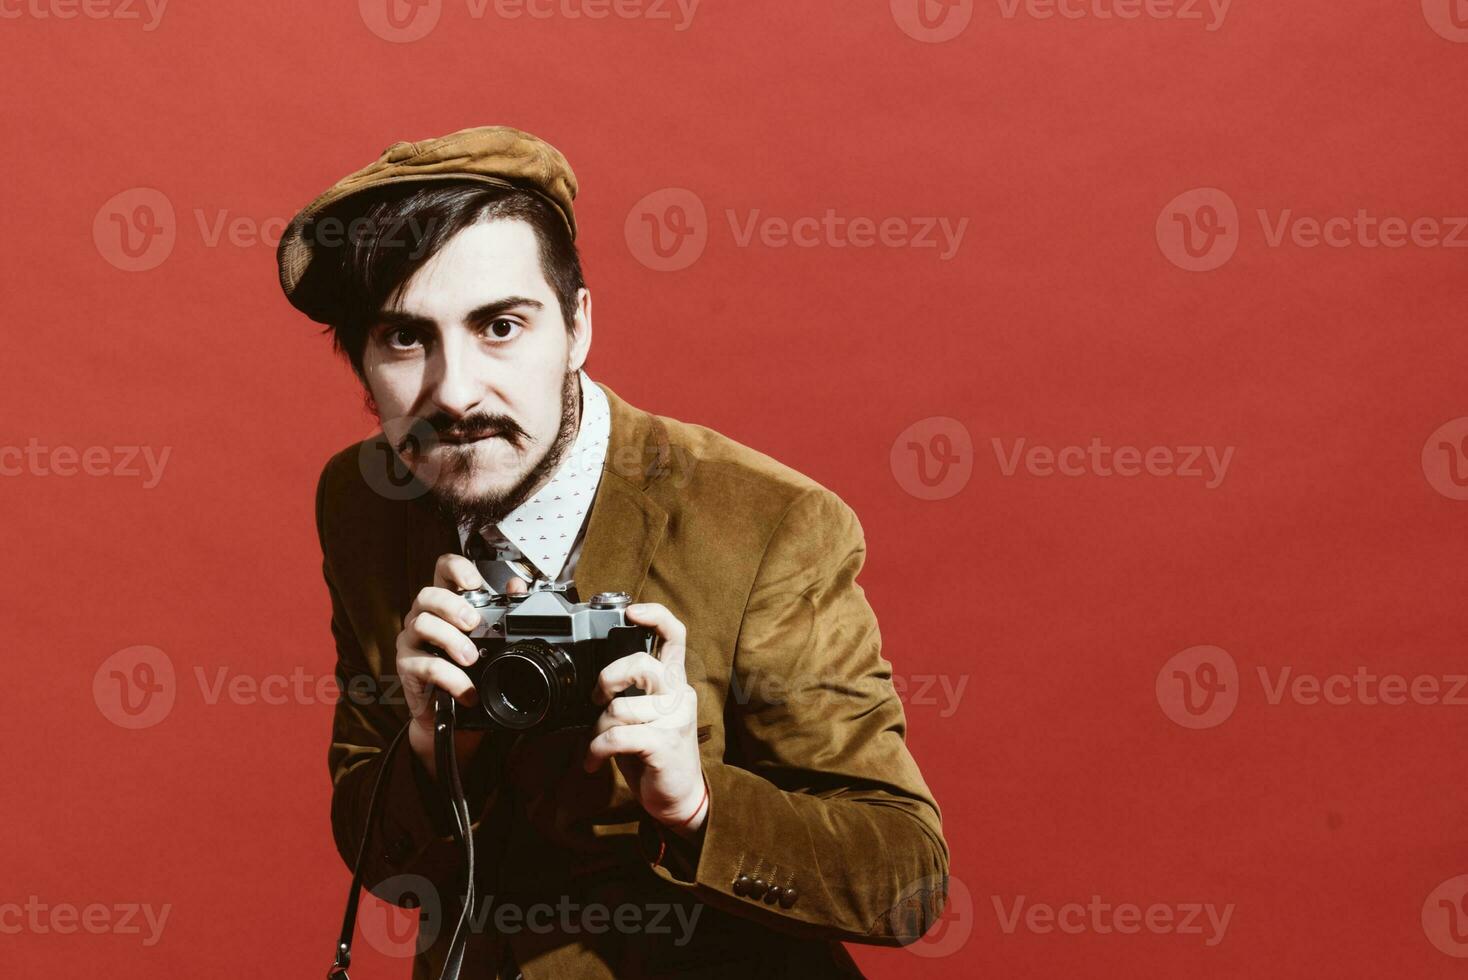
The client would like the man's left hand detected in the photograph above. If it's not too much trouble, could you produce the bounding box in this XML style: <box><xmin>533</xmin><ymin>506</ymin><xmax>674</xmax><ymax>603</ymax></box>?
<box><xmin>582</xmin><ymin>602</ymin><xmax>707</xmax><ymax>837</ymax></box>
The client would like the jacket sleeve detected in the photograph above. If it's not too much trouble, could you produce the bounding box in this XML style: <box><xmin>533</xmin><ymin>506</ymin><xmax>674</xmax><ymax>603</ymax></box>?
<box><xmin>318</xmin><ymin>459</ymin><xmax>513</xmax><ymax>902</ymax></box>
<box><xmin>637</xmin><ymin>486</ymin><xmax>951</xmax><ymax>945</ymax></box>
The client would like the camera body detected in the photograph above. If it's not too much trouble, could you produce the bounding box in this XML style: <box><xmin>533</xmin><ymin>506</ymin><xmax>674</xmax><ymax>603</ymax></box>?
<box><xmin>455</xmin><ymin>583</ymin><xmax>655</xmax><ymax>734</ymax></box>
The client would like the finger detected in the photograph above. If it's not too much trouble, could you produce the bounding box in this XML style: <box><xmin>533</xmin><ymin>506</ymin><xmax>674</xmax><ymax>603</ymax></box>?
<box><xmin>593</xmin><ymin>690</ymin><xmax>695</xmax><ymax>735</ymax></box>
<box><xmin>625</xmin><ymin>603</ymin><xmax>687</xmax><ymax>649</ymax></box>
<box><xmin>583</xmin><ymin>722</ymin><xmax>672</xmax><ymax>772</ymax></box>
<box><xmin>625</xmin><ymin>603</ymin><xmax>688</xmax><ymax>681</ymax></box>
<box><xmin>409</xmin><ymin>586</ymin><xmax>483</xmax><ymax>632</ymax></box>
<box><xmin>401</xmin><ymin>654</ymin><xmax>478</xmax><ymax>707</ymax></box>
<box><xmin>656</xmin><ymin>640</ymin><xmax>686</xmax><ymax>686</ymax></box>
<box><xmin>433</xmin><ymin>553</ymin><xmax>485</xmax><ymax>592</ymax></box>
<box><xmin>505</xmin><ymin>576</ymin><xmax>529</xmax><ymax>594</ymax></box>
<box><xmin>593</xmin><ymin>651</ymin><xmax>667</xmax><ymax>705</ymax></box>
<box><xmin>406</xmin><ymin>612</ymin><xmax>480</xmax><ymax>668</ymax></box>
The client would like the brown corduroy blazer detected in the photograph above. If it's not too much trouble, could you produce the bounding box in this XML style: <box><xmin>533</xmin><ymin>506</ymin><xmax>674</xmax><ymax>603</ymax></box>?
<box><xmin>316</xmin><ymin>381</ymin><xmax>950</xmax><ymax>979</ymax></box>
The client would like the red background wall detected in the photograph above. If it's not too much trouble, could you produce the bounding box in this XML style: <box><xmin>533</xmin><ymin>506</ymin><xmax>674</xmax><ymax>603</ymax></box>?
<box><xmin>3</xmin><ymin>1</ymin><xmax>1467</xmax><ymax>976</ymax></box>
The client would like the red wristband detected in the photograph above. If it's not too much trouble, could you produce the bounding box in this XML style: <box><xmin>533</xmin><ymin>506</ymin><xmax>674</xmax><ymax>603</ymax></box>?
<box><xmin>653</xmin><ymin>776</ymin><xmax>710</xmax><ymax>867</ymax></box>
<box><xmin>672</xmin><ymin>780</ymin><xmax>710</xmax><ymax>831</ymax></box>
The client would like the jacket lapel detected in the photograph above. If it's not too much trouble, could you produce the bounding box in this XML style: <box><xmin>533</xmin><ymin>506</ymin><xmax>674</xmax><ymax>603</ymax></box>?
<box><xmin>400</xmin><ymin>380</ymin><xmax>669</xmax><ymax>601</ymax></box>
<box><xmin>573</xmin><ymin>381</ymin><xmax>669</xmax><ymax>603</ymax></box>
<box><xmin>403</xmin><ymin>493</ymin><xmax>460</xmax><ymax>599</ymax></box>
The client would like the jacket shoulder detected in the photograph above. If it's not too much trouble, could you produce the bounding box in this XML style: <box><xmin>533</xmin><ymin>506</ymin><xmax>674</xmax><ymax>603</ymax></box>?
<box><xmin>649</xmin><ymin>412</ymin><xmax>859</xmax><ymax>538</ymax></box>
<box><xmin>314</xmin><ymin>436</ymin><xmax>412</xmax><ymax>550</ymax></box>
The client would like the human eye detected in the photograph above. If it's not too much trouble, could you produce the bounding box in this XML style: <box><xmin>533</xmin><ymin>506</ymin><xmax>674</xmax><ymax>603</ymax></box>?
<box><xmin>482</xmin><ymin>317</ymin><xmax>524</xmax><ymax>343</ymax></box>
<box><xmin>377</xmin><ymin>325</ymin><xmax>424</xmax><ymax>352</ymax></box>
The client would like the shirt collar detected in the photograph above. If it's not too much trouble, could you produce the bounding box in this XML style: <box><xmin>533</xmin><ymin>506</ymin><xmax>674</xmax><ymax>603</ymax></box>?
<box><xmin>458</xmin><ymin>370</ymin><xmax>610</xmax><ymax>582</ymax></box>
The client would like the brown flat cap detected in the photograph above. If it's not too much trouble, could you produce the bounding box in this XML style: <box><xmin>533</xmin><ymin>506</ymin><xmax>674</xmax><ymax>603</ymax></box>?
<box><xmin>277</xmin><ymin>125</ymin><xmax>578</xmax><ymax>323</ymax></box>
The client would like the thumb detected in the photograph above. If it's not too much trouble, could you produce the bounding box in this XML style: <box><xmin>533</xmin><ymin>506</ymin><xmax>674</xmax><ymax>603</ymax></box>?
<box><xmin>505</xmin><ymin>576</ymin><xmax>530</xmax><ymax>594</ymax></box>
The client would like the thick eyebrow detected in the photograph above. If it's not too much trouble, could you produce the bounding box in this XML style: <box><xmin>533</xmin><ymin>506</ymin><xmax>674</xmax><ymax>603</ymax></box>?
<box><xmin>374</xmin><ymin>296</ymin><xmax>546</xmax><ymax>332</ymax></box>
<box><xmin>465</xmin><ymin>296</ymin><xmax>544</xmax><ymax>329</ymax></box>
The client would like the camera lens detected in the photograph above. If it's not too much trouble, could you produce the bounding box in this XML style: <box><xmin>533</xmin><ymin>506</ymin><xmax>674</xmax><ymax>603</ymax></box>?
<box><xmin>498</xmin><ymin>658</ymin><xmax>548</xmax><ymax>717</ymax></box>
<box><xmin>479</xmin><ymin>640</ymin><xmax>574</xmax><ymax>731</ymax></box>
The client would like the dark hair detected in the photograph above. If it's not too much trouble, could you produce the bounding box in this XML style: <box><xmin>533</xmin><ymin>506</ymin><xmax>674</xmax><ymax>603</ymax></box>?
<box><xmin>305</xmin><ymin>182</ymin><xmax>585</xmax><ymax>377</ymax></box>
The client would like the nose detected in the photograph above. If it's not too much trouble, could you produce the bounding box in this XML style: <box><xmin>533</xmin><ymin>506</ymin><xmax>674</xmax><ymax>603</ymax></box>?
<box><xmin>425</xmin><ymin>330</ymin><xmax>487</xmax><ymax>419</ymax></box>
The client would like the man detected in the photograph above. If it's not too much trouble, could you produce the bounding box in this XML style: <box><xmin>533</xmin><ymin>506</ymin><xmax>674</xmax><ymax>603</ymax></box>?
<box><xmin>280</xmin><ymin>126</ymin><xmax>949</xmax><ymax>979</ymax></box>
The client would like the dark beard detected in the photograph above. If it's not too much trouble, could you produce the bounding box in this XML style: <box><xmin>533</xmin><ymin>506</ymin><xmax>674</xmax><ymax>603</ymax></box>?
<box><xmin>423</xmin><ymin>369</ymin><xmax>582</xmax><ymax>535</ymax></box>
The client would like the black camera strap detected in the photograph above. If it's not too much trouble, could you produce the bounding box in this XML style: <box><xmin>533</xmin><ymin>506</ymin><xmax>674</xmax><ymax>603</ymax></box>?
<box><xmin>434</xmin><ymin>690</ymin><xmax>477</xmax><ymax>980</ymax></box>
<box><xmin>327</xmin><ymin>691</ymin><xmax>477</xmax><ymax>980</ymax></box>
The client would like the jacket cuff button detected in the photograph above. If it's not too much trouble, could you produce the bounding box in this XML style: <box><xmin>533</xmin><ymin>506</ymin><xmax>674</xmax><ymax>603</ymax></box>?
<box><xmin>762</xmin><ymin>886</ymin><xmax>782</xmax><ymax>905</ymax></box>
<box><xmin>779</xmin><ymin>888</ymin><xmax>798</xmax><ymax>908</ymax></box>
<box><xmin>747</xmin><ymin>878</ymin><xmax>767</xmax><ymax>900</ymax></box>
<box><xmin>732</xmin><ymin>875</ymin><xmax>750</xmax><ymax>896</ymax></box>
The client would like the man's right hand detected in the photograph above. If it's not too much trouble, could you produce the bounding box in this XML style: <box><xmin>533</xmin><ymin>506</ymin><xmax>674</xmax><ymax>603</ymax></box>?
<box><xmin>396</xmin><ymin>553</ymin><xmax>526</xmax><ymax>778</ymax></box>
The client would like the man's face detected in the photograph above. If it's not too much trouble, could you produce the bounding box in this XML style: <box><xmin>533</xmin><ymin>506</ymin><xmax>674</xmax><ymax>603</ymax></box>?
<box><xmin>360</xmin><ymin>218</ymin><xmax>592</xmax><ymax>526</ymax></box>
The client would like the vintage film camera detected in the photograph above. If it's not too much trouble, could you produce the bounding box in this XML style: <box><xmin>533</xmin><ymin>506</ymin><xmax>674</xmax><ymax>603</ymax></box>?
<box><xmin>452</xmin><ymin>582</ymin><xmax>656</xmax><ymax>734</ymax></box>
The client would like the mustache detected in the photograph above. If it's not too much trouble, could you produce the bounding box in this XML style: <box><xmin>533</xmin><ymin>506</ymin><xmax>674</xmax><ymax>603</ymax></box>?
<box><xmin>395</xmin><ymin>412</ymin><xmax>527</xmax><ymax>454</ymax></box>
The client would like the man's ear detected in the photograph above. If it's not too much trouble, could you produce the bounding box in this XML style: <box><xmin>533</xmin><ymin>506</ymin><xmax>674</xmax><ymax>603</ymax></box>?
<box><xmin>350</xmin><ymin>356</ymin><xmax>380</xmax><ymax>418</ymax></box>
<box><xmin>355</xmin><ymin>371</ymin><xmax>378</xmax><ymax>418</ymax></box>
<box><xmin>568</xmin><ymin>287</ymin><xmax>593</xmax><ymax>372</ymax></box>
